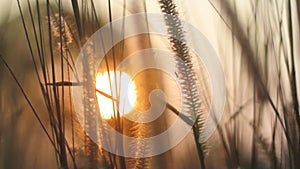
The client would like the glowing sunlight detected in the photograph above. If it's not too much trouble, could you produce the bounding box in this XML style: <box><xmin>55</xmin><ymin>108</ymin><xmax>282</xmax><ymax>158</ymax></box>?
<box><xmin>96</xmin><ymin>71</ymin><xmax>136</xmax><ymax>119</ymax></box>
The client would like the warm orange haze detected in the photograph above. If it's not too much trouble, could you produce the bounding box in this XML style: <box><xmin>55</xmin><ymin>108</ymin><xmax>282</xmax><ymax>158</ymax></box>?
<box><xmin>0</xmin><ymin>0</ymin><xmax>300</xmax><ymax>169</ymax></box>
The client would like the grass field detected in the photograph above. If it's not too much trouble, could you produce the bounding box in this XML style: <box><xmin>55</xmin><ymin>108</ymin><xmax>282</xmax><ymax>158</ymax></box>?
<box><xmin>0</xmin><ymin>0</ymin><xmax>299</xmax><ymax>169</ymax></box>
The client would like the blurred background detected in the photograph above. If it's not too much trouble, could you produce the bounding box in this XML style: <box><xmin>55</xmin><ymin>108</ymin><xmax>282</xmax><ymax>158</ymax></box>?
<box><xmin>0</xmin><ymin>0</ymin><xmax>299</xmax><ymax>169</ymax></box>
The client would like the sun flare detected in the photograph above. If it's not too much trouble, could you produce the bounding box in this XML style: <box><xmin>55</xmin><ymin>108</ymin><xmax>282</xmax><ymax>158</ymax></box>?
<box><xmin>96</xmin><ymin>71</ymin><xmax>136</xmax><ymax>119</ymax></box>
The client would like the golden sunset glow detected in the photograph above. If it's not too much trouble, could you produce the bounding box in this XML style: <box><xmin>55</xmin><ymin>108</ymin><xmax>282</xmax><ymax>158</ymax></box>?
<box><xmin>96</xmin><ymin>71</ymin><xmax>136</xmax><ymax>119</ymax></box>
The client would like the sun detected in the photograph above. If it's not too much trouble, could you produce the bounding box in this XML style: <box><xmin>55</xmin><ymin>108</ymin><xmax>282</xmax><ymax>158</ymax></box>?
<box><xmin>96</xmin><ymin>71</ymin><xmax>136</xmax><ymax>119</ymax></box>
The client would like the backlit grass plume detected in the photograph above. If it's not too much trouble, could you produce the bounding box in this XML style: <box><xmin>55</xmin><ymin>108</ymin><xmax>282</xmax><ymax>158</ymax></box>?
<box><xmin>158</xmin><ymin>0</ymin><xmax>207</xmax><ymax>168</ymax></box>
